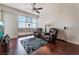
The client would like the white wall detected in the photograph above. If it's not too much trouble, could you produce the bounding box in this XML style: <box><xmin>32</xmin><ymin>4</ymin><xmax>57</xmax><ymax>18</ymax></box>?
<box><xmin>3</xmin><ymin>11</ymin><xmax>18</xmax><ymax>38</ymax></box>
<box><xmin>0</xmin><ymin>4</ymin><xmax>38</xmax><ymax>39</ymax></box>
<box><xmin>38</xmin><ymin>3</ymin><xmax>79</xmax><ymax>45</ymax></box>
<box><xmin>0</xmin><ymin>6</ymin><xmax>18</xmax><ymax>39</ymax></box>
<box><xmin>0</xmin><ymin>8</ymin><xmax>1</xmax><ymax>20</ymax></box>
<box><xmin>0</xmin><ymin>4</ymin><xmax>38</xmax><ymax>18</ymax></box>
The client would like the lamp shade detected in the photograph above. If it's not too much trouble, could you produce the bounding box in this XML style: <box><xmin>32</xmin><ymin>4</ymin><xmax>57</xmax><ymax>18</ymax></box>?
<box><xmin>0</xmin><ymin>21</ymin><xmax>4</xmax><ymax>39</ymax></box>
<box><xmin>0</xmin><ymin>21</ymin><xmax>4</xmax><ymax>26</ymax></box>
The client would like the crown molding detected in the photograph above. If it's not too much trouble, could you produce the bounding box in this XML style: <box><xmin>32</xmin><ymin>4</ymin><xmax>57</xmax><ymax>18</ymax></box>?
<box><xmin>0</xmin><ymin>4</ymin><xmax>38</xmax><ymax>18</ymax></box>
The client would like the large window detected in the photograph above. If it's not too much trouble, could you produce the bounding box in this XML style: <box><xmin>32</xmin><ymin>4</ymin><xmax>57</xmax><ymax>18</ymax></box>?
<box><xmin>18</xmin><ymin>16</ymin><xmax>26</xmax><ymax>28</ymax></box>
<box><xmin>18</xmin><ymin>16</ymin><xmax>37</xmax><ymax>28</ymax></box>
<box><xmin>32</xmin><ymin>18</ymin><xmax>37</xmax><ymax>28</ymax></box>
<box><xmin>18</xmin><ymin>15</ymin><xmax>37</xmax><ymax>35</ymax></box>
<box><xmin>26</xmin><ymin>16</ymin><xmax>32</xmax><ymax>28</ymax></box>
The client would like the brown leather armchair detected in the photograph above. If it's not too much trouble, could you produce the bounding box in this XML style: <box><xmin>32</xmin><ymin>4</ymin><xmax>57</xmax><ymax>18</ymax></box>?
<box><xmin>34</xmin><ymin>28</ymin><xmax>43</xmax><ymax>38</ymax></box>
<box><xmin>49</xmin><ymin>28</ymin><xmax>58</xmax><ymax>43</ymax></box>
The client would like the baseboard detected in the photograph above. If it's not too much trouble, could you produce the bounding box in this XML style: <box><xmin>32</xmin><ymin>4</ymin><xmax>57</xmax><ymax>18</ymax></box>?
<box><xmin>18</xmin><ymin>34</ymin><xmax>33</xmax><ymax>38</ymax></box>
<box><xmin>57</xmin><ymin>39</ymin><xmax>66</xmax><ymax>42</ymax></box>
<box><xmin>11</xmin><ymin>37</ymin><xmax>18</xmax><ymax>40</ymax></box>
<box><xmin>57</xmin><ymin>39</ymin><xmax>79</xmax><ymax>45</ymax></box>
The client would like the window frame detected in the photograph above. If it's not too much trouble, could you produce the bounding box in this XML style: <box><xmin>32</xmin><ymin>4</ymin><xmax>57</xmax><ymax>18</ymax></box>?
<box><xmin>18</xmin><ymin>15</ymin><xmax>37</xmax><ymax>29</ymax></box>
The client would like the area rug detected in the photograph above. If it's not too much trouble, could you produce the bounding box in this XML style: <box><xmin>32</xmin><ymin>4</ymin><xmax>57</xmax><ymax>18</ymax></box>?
<box><xmin>21</xmin><ymin>37</ymin><xmax>48</xmax><ymax>55</ymax></box>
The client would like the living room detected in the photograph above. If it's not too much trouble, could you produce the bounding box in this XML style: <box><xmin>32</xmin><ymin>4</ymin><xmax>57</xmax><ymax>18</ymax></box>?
<box><xmin>0</xmin><ymin>3</ymin><xmax>79</xmax><ymax>55</ymax></box>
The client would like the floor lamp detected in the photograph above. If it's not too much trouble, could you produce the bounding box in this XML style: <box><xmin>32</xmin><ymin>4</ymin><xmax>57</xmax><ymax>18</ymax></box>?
<box><xmin>64</xmin><ymin>26</ymin><xmax>66</xmax><ymax>41</ymax></box>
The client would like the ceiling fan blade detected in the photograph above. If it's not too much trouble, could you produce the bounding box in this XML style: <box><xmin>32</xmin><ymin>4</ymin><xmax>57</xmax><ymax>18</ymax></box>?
<box><xmin>35</xmin><ymin>10</ymin><xmax>40</xmax><ymax>14</ymax></box>
<box><xmin>33</xmin><ymin>3</ymin><xmax>36</xmax><ymax>6</ymax></box>
<box><xmin>31</xmin><ymin>3</ymin><xmax>35</xmax><ymax>8</ymax></box>
<box><xmin>36</xmin><ymin>8</ymin><xmax>43</xmax><ymax>10</ymax></box>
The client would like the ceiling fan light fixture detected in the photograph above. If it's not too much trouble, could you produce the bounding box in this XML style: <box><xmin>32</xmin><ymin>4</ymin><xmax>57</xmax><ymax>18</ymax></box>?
<box><xmin>31</xmin><ymin>3</ymin><xmax>43</xmax><ymax>14</ymax></box>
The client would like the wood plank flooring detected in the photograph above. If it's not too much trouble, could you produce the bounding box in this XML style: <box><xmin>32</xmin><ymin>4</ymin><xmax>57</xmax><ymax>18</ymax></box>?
<box><xmin>1</xmin><ymin>36</ymin><xmax>79</xmax><ymax>55</ymax></box>
<box><xmin>32</xmin><ymin>40</ymin><xmax>79</xmax><ymax>55</ymax></box>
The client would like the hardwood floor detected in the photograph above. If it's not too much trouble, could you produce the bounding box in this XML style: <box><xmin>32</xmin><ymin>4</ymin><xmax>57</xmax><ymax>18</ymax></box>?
<box><xmin>1</xmin><ymin>36</ymin><xmax>79</xmax><ymax>55</ymax></box>
<box><xmin>32</xmin><ymin>40</ymin><xmax>79</xmax><ymax>55</ymax></box>
<box><xmin>0</xmin><ymin>43</ymin><xmax>7</xmax><ymax>55</ymax></box>
<box><xmin>9</xmin><ymin>38</ymin><xmax>18</xmax><ymax>55</ymax></box>
<box><xmin>0</xmin><ymin>38</ymin><xmax>17</xmax><ymax>55</ymax></box>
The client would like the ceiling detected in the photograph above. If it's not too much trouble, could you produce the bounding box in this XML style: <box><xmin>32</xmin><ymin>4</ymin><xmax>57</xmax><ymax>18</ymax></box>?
<box><xmin>2</xmin><ymin>3</ymin><xmax>44</xmax><ymax>15</ymax></box>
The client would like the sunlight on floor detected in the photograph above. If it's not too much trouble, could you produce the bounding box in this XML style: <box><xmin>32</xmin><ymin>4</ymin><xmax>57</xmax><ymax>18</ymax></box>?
<box><xmin>15</xmin><ymin>35</ymin><xmax>34</xmax><ymax>55</ymax></box>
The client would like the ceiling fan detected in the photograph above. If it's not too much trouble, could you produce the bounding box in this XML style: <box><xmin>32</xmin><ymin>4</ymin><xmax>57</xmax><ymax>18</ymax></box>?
<box><xmin>31</xmin><ymin>3</ymin><xmax>43</xmax><ymax>14</ymax></box>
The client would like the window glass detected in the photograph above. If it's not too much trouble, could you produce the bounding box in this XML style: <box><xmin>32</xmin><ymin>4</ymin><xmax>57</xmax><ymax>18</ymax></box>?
<box><xmin>18</xmin><ymin>16</ymin><xmax>26</xmax><ymax>22</ymax></box>
<box><xmin>18</xmin><ymin>16</ymin><xmax>37</xmax><ymax>29</ymax></box>
<box><xmin>18</xmin><ymin>16</ymin><xmax>26</xmax><ymax>28</ymax></box>
<box><xmin>32</xmin><ymin>18</ymin><xmax>37</xmax><ymax>28</ymax></box>
<box><xmin>26</xmin><ymin>16</ymin><xmax>32</xmax><ymax>23</ymax></box>
<box><xmin>18</xmin><ymin>23</ymin><xmax>26</xmax><ymax>28</ymax></box>
<box><xmin>32</xmin><ymin>19</ymin><xmax>37</xmax><ymax>24</ymax></box>
<box><xmin>32</xmin><ymin>24</ymin><xmax>36</xmax><ymax>28</ymax></box>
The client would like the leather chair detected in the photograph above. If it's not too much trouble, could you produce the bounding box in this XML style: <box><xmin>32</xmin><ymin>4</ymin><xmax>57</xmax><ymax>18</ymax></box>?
<box><xmin>49</xmin><ymin>28</ymin><xmax>58</xmax><ymax>43</ymax></box>
<box><xmin>34</xmin><ymin>28</ymin><xmax>43</xmax><ymax>38</ymax></box>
